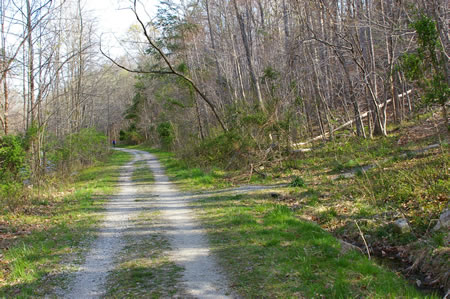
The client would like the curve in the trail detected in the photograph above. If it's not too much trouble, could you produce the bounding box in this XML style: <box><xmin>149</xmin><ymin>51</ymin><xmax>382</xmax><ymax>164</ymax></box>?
<box><xmin>64</xmin><ymin>148</ymin><xmax>232</xmax><ymax>299</ymax></box>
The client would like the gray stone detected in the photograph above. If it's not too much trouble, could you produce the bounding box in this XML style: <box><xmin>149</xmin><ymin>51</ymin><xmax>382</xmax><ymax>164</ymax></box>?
<box><xmin>433</xmin><ymin>209</ymin><xmax>450</xmax><ymax>231</ymax></box>
<box><xmin>393</xmin><ymin>218</ymin><xmax>411</xmax><ymax>234</ymax></box>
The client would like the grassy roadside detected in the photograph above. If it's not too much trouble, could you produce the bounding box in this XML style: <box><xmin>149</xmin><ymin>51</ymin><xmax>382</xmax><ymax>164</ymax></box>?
<box><xmin>0</xmin><ymin>150</ymin><xmax>131</xmax><ymax>297</ymax></box>
<box><xmin>139</xmin><ymin>122</ymin><xmax>447</xmax><ymax>293</ymax></box>
<box><xmin>126</xmin><ymin>137</ymin><xmax>448</xmax><ymax>243</ymax></box>
<box><xmin>104</xmin><ymin>159</ymin><xmax>185</xmax><ymax>298</ymax></box>
<box><xmin>133</xmin><ymin>145</ymin><xmax>439</xmax><ymax>297</ymax></box>
<box><xmin>193</xmin><ymin>194</ymin><xmax>429</xmax><ymax>298</ymax></box>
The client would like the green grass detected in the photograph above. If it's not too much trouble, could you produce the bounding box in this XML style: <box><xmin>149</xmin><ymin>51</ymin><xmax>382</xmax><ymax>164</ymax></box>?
<box><xmin>193</xmin><ymin>194</ymin><xmax>435</xmax><ymax>298</ymax></box>
<box><xmin>289</xmin><ymin>176</ymin><xmax>307</xmax><ymax>187</ymax></box>
<box><xmin>0</xmin><ymin>150</ymin><xmax>131</xmax><ymax>297</ymax></box>
<box><xmin>125</xmin><ymin>145</ymin><xmax>232</xmax><ymax>191</ymax></box>
<box><xmin>284</xmin><ymin>136</ymin><xmax>448</xmax><ymax>295</ymax></box>
<box><xmin>121</xmin><ymin>134</ymin><xmax>447</xmax><ymax>296</ymax></box>
<box><xmin>286</xmin><ymin>135</ymin><xmax>448</xmax><ymax>237</ymax></box>
<box><xmin>346</xmin><ymin>153</ymin><xmax>449</xmax><ymax>241</ymax></box>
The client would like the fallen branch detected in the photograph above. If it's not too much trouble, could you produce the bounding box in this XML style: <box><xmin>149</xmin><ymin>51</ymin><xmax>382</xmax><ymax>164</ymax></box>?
<box><xmin>292</xmin><ymin>90</ymin><xmax>413</xmax><ymax>147</ymax></box>
<box><xmin>355</xmin><ymin>220</ymin><xmax>371</xmax><ymax>260</ymax></box>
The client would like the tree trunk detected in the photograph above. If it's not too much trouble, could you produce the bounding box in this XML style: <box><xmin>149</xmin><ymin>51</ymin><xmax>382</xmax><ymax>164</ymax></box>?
<box><xmin>1</xmin><ymin>0</ymin><xmax>7</xmax><ymax>135</ymax></box>
<box><xmin>26</xmin><ymin>0</ymin><xmax>35</xmax><ymax>127</ymax></box>
<box><xmin>232</xmin><ymin>0</ymin><xmax>265</xmax><ymax>112</ymax></box>
<box><xmin>2</xmin><ymin>69</ymin><xmax>7</xmax><ymax>135</ymax></box>
<box><xmin>335</xmin><ymin>50</ymin><xmax>366</xmax><ymax>137</ymax></box>
<box><xmin>205</xmin><ymin>0</ymin><xmax>232</xmax><ymax>105</ymax></box>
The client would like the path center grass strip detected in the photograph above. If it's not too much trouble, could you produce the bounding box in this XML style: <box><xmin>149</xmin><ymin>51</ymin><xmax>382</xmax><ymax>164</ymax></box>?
<box><xmin>124</xmin><ymin>145</ymin><xmax>234</xmax><ymax>191</ymax></box>
<box><xmin>0</xmin><ymin>150</ymin><xmax>131</xmax><ymax>297</ymax></box>
<box><xmin>104</xmin><ymin>156</ymin><xmax>186</xmax><ymax>297</ymax></box>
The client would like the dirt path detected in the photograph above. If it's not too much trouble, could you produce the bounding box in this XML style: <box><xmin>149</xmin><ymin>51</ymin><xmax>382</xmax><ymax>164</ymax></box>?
<box><xmin>63</xmin><ymin>149</ymin><xmax>232</xmax><ymax>298</ymax></box>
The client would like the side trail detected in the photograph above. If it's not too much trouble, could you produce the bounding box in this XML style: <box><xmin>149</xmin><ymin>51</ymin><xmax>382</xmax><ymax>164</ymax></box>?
<box><xmin>63</xmin><ymin>148</ymin><xmax>232</xmax><ymax>298</ymax></box>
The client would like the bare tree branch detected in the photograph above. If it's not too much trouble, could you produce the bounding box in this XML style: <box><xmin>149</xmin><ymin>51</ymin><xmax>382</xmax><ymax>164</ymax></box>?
<box><xmin>99</xmin><ymin>41</ymin><xmax>172</xmax><ymax>75</ymax></box>
<box><xmin>121</xmin><ymin>0</ymin><xmax>228</xmax><ymax>131</ymax></box>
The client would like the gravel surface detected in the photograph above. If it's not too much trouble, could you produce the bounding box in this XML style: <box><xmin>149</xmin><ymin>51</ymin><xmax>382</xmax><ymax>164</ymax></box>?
<box><xmin>63</xmin><ymin>149</ymin><xmax>232</xmax><ymax>298</ymax></box>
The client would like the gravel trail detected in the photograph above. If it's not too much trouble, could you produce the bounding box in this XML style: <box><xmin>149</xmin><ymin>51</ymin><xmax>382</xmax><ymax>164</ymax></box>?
<box><xmin>64</xmin><ymin>148</ymin><xmax>232</xmax><ymax>298</ymax></box>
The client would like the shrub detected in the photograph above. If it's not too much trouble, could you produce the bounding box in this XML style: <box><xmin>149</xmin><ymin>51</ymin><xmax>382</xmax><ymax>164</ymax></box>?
<box><xmin>0</xmin><ymin>135</ymin><xmax>28</xmax><ymax>182</ymax></box>
<box><xmin>119</xmin><ymin>130</ymin><xmax>126</xmax><ymax>141</ymax></box>
<box><xmin>119</xmin><ymin>123</ymin><xmax>144</xmax><ymax>145</ymax></box>
<box><xmin>190</xmin><ymin>130</ymin><xmax>251</xmax><ymax>168</ymax></box>
<box><xmin>157</xmin><ymin>121</ymin><xmax>174</xmax><ymax>149</ymax></box>
<box><xmin>47</xmin><ymin>128</ymin><xmax>109</xmax><ymax>171</ymax></box>
<box><xmin>69</xmin><ymin>129</ymin><xmax>109</xmax><ymax>165</ymax></box>
<box><xmin>125</xmin><ymin>130</ymin><xmax>144</xmax><ymax>145</ymax></box>
<box><xmin>0</xmin><ymin>182</ymin><xmax>29</xmax><ymax>212</ymax></box>
<box><xmin>289</xmin><ymin>176</ymin><xmax>306</xmax><ymax>188</ymax></box>
<box><xmin>401</xmin><ymin>14</ymin><xmax>449</xmax><ymax>127</ymax></box>
<box><xmin>0</xmin><ymin>135</ymin><xmax>29</xmax><ymax>210</ymax></box>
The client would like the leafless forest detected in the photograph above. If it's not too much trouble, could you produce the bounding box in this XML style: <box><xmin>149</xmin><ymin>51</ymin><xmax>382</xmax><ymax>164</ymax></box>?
<box><xmin>0</xmin><ymin>0</ymin><xmax>448</xmax><ymax>178</ymax></box>
<box><xmin>0</xmin><ymin>1</ymin><xmax>449</xmax><ymax>296</ymax></box>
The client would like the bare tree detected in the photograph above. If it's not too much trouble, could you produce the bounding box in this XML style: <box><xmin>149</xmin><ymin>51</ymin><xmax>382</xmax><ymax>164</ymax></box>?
<box><xmin>101</xmin><ymin>0</ymin><xmax>228</xmax><ymax>132</ymax></box>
